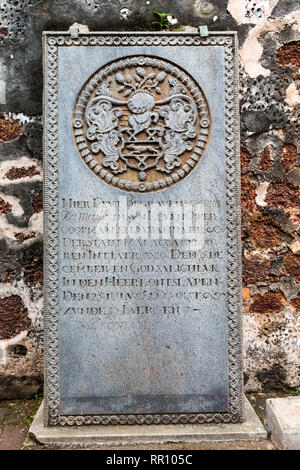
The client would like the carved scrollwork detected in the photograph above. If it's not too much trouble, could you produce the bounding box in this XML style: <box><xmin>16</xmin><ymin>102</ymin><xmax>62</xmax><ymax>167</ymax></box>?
<box><xmin>73</xmin><ymin>56</ymin><xmax>211</xmax><ymax>192</ymax></box>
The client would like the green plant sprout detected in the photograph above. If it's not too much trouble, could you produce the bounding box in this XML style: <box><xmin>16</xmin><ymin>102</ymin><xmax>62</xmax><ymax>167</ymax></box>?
<box><xmin>152</xmin><ymin>11</ymin><xmax>171</xmax><ymax>30</ymax></box>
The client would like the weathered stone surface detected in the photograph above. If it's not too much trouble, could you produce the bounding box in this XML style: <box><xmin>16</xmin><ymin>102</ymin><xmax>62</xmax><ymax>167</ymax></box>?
<box><xmin>282</xmin><ymin>144</ymin><xmax>297</xmax><ymax>173</ymax></box>
<box><xmin>249</xmin><ymin>292</ymin><xmax>286</xmax><ymax>314</ymax></box>
<box><xmin>284</xmin><ymin>251</ymin><xmax>300</xmax><ymax>282</ymax></box>
<box><xmin>290</xmin><ymin>295</ymin><xmax>300</xmax><ymax>311</ymax></box>
<box><xmin>265</xmin><ymin>181</ymin><xmax>299</xmax><ymax>209</ymax></box>
<box><xmin>243</xmin><ymin>254</ymin><xmax>272</xmax><ymax>285</ymax></box>
<box><xmin>0</xmin><ymin>117</ymin><xmax>22</xmax><ymax>142</ymax></box>
<box><xmin>42</xmin><ymin>31</ymin><xmax>242</xmax><ymax>424</ymax></box>
<box><xmin>243</xmin><ymin>210</ymin><xmax>284</xmax><ymax>250</ymax></box>
<box><xmin>265</xmin><ymin>397</ymin><xmax>300</xmax><ymax>449</ymax></box>
<box><xmin>0</xmin><ymin>197</ymin><xmax>12</xmax><ymax>214</ymax></box>
<box><xmin>258</xmin><ymin>146</ymin><xmax>273</xmax><ymax>172</ymax></box>
<box><xmin>0</xmin><ymin>295</ymin><xmax>31</xmax><ymax>340</ymax></box>
<box><xmin>31</xmin><ymin>191</ymin><xmax>43</xmax><ymax>213</ymax></box>
<box><xmin>276</xmin><ymin>41</ymin><xmax>300</xmax><ymax>67</ymax></box>
<box><xmin>4</xmin><ymin>165</ymin><xmax>40</xmax><ymax>180</ymax></box>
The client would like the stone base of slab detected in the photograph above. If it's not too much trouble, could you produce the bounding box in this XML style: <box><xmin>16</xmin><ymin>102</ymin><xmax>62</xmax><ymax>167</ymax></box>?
<box><xmin>29</xmin><ymin>396</ymin><xmax>267</xmax><ymax>448</ymax></box>
<box><xmin>265</xmin><ymin>397</ymin><xmax>300</xmax><ymax>450</ymax></box>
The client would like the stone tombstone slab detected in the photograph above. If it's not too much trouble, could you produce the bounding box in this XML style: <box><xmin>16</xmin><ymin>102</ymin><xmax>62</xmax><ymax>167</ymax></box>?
<box><xmin>43</xmin><ymin>31</ymin><xmax>242</xmax><ymax>426</ymax></box>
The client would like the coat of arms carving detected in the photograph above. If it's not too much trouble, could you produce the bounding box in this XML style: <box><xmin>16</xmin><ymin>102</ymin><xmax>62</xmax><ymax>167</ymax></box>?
<box><xmin>73</xmin><ymin>56</ymin><xmax>210</xmax><ymax>192</ymax></box>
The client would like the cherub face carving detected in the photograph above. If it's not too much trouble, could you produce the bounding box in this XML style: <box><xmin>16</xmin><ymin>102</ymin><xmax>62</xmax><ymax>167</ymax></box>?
<box><xmin>73</xmin><ymin>56</ymin><xmax>210</xmax><ymax>192</ymax></box>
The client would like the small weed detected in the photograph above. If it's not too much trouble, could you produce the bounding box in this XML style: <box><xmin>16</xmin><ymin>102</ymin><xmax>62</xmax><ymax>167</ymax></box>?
<box><xmin>152</xmin><ymin>11</ymin><xmax>171</xmax><ymax>30</ymax></box>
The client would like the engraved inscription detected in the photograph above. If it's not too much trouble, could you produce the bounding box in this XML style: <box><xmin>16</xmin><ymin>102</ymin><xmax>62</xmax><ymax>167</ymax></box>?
<box><xmin>60</xmin><ymin>196</ymin><xmax>227</xmax><ymax>330</ymax></box>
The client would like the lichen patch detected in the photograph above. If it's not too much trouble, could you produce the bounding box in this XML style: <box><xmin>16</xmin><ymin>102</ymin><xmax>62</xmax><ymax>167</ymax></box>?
<box><xmin>0</xmin><ymin>117</ymin><xmax>22</xmax><ymax>142</ymax></box>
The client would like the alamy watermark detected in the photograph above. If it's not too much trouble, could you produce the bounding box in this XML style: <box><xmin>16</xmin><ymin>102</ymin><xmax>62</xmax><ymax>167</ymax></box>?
<box><xmin>95</xmin><ymin>196</ymin><xmax>204</xmax><ymax>249</ymax></box>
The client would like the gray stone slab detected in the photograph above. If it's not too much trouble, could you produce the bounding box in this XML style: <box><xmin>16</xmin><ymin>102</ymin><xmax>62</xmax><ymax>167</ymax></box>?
<box><xmin>43</xmin><ymin>31</ymin><xmax>242</xmax><ymax>426</ymax></box>
<box><xmin>265</xmin><ymin>397</ymin><xmax>300</xmax><ymax>450</ymax></box>
<box><xmin>29</xmin><ymin>397</ymin><xmax>267</xmax><ymax>448</ymax></box>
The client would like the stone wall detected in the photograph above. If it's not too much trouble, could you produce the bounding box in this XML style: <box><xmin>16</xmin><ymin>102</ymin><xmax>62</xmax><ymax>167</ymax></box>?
<box><xmin>0</xmin><ymin>0</ymin><xmax>299</xmax><ymax>397</ymax></box>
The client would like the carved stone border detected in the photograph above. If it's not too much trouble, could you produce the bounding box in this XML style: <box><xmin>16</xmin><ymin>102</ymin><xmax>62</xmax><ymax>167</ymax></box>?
<box><xmin>43</xmin><ymin>32</ymin><xmax>242</xmax><ymax>426</ymax></box>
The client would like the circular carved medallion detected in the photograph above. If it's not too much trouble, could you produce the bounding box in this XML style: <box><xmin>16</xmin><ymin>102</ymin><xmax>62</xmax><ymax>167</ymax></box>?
<box><xmin>73</xmin><ymin>56</ymin><xmax>210</xmax><ymax>192</ymax></box>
